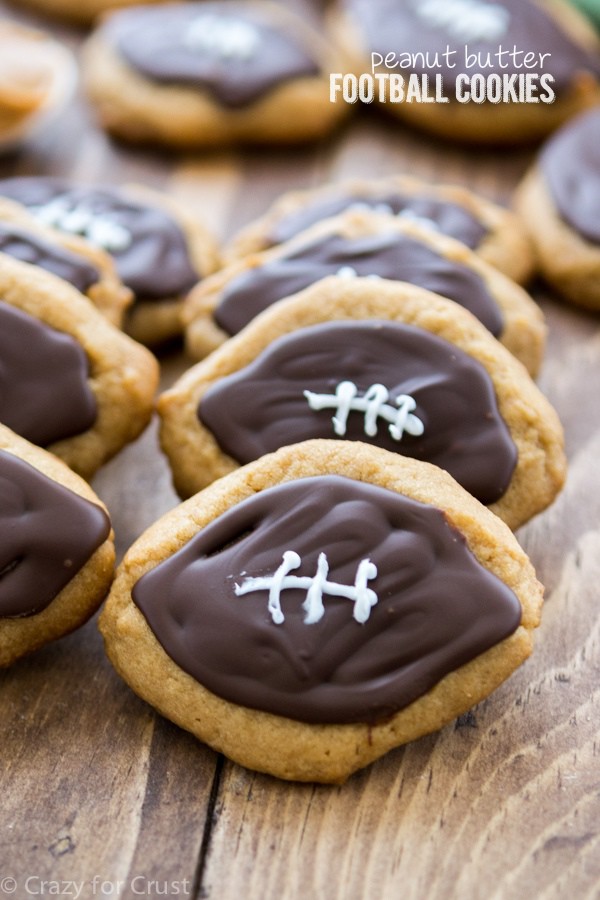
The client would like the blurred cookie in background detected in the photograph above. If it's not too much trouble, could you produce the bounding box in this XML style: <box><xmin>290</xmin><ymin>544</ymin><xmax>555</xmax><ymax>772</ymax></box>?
<box><xmin>184</xmin><ymin>209</ymin><xmax>545</xmax><ymax>375</ymax></box>
<box><xmin>7</xmin><ymin>0</ymin><xmax>333</xmax><ymax>27</ymax></box>
<box><xmin>333</xmin><ymin>0</ymin><xmax>600</xmax><ymax>144</ymax></box>
<box><xmin>225</xmin><ymin>174</ymin><xmax>536</xmax><ymax>286</ymax></box>
<box><xmin>515</xmin><ymin>106</ymin><xmax>600</xmax><ymax>310</ymax></box>
<box><xmin>0</xmin><ymin>21</ymin><xmax>76</xmax><ymax>153</ymax></box>
<box><xmin>82</xmin><ymin>1</ymin><xmax>353</xmax><ymax>148</ymax></box>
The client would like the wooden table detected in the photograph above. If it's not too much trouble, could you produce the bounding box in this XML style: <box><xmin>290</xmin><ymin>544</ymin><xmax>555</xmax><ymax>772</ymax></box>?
<box><xmin>1</xmin><ymin>6</ymin><xmax>599</xmax><ymax>898</ymax></box>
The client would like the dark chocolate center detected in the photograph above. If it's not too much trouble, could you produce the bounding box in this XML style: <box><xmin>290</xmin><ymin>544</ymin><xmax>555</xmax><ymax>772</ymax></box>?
<box><xmin>0</xmin><ymin>177</ymin><xmax>198</xmax><ymax>301</ymax></box>
<box><xmin>133</xmin><ymin>475</ymin><xmax>522</xmax><ymax>724</ymax></box>
<box><xmin>0</xmin><ymin>301</ymin><xmax>96</xmax><ymax>447</ymax></box>
<box><xmin>0</xmin><ymin>223</ymin><xmax>99</xmax><ymax>294</ymax></box>
<box><xmin>269</xmin><ymin>191</ymin><xmax>488</xmax><ymax>249</ymax></box>
<box><xmin>199</xmin><ymin>321</ymin><xmax>516</xmax><ymax>505</ymax></box>
<box><xmin>106</xmin><ymin>2</ymin><xmax>320</xmax><ymax>108</ymax></box>
<box><xmin>540</xmin><ymin>108</ymin><xmax>600</xmax><ymax>244</ymax></box>
<box><xmin>0</xmin><ymin>450</ymin><xmax>111</xmax><ymax>618</ymax></box>
<box><xmin>215</xmin><ymin>231</ymin><xmax>504</xmax><ymax>337</ymax></box>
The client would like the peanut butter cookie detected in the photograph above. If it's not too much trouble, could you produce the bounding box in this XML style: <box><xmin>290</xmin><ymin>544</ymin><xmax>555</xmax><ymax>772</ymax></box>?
<box><xmin>163</xmin><ymin>277</ymin><xmax>565</xmax><ymax>529</ymax></box>
<box><xmin>0</xmin><ymin>253</ymin><xmax>159</xmax><ymax>479</ymax></box>
<box><xmin>100</xmin><ymin>439</ymin><xmax>544</xmax><ymax>783</ymax></box>
<box><xmin>226</xmin><ymin>175</ymin><xmax>535</xmax><ymax>286</ymax></box>
<box><xmin>0</xmin><ymin>176</ymin><xmax>219</xmax><ymax>346</ymax></box>
<box><xmin>0</xmin><ymin>425</ymin><xmax>114</xmax><ymax>667</ymax></box>
<box><xmin>184</xmin><ymin>210</ymin><xmax>546</xmax><ymax>375</ymax></box>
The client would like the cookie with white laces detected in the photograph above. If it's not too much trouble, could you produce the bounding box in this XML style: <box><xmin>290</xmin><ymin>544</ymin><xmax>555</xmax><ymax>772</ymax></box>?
<box><xmin>100</xmin><ymin>439</ymin><xmax>544</xmax><ymax>783</ymax></box>
<box><xmin>225</xmin><ymin>175</ymin><xmax>535</xmax><ymax>286</ymax></box>
<box><xmin>82</xmin><ymin>1</ymin><xmax>351</xmax><ymax>149</ymax></box>
<box><xmin>0</xmin><ymin>197</ymin><xmax>132</xmax><ymax>327</ymax></box>
<box><xmin>184</xmin><ymin>210</ymin><xmax>546</xmax><ymax>376</ymax></box>
<box><xmin>162</xmin><ymin>277</ymin><xmax>566</xmax><ymax>530</ymax></box>
<box><xmin>0</xmin><ymin>176</ymin><xmax>219</xmax><ymax>346</ymax></box>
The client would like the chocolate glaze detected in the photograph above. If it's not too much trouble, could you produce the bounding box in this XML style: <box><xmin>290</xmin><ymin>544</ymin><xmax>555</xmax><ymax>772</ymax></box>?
<box><xmin>0</xmin><ymin>177</ymin><xmax>198</xmax><ymax>301</ymax></box>
<box><xmin>540</xmin><ymin>108</ymin><xmax>600</xmax><ymax>244</ymax></box>
<box><xmin>215</xmin><ymin>231</ymin><xmax>504</xmax><ymax>337</ymax></box>
<box><xmin>106</xmin><ymin>2</ymin><xmax>320</xmax><ymax>108</ymax></box>
<box><xmin>0</xmin><ymin>301</ymin><xmax>96</xmax><ymax>447</ymax></box>
<box><xmin>269</xmin><ymin>191</ymin><xmax>488</xmax><ymax>249</ymax></box>
<box><xmin>0</xmin><ymin>222</ymin><xmax>99</xmax><ymax>294</ymax></box>
<box><xmin>0</xmin><ymin>450</ymin><xmax>111</xmax><ymax>618</ymax></box>
<box><xmin>133</xmin><ymin>476</ymin><xmax>522</xmax><ymax>724</ymax></box>
<box><xmin>199</xmin><ymin>321</ymin><xmax>516</xmax><ymax>505</ymax></box>
<box><xmin>345</xmin><ymin>0</ymin><xmax>600</xmax><ymax>93</ymax></box>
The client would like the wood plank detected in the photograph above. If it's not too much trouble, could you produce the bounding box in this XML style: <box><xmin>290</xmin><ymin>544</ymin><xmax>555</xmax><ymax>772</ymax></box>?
<box><xmin>0</xmin><ymin>624</ymin><xmax>219</xmax><ymax>892</ymax></box>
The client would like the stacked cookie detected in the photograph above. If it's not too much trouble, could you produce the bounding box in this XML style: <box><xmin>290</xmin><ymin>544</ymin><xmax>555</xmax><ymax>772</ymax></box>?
<box><xmin>0</xmin><ymin>170</ymin><xmax>228</xmax><ymax>666</ymax></box>
<box><xmin>165</xmin><ymin>177</ymin><xmax>556</xmax><ymax>525</ymax></box>
<box><xmin>0</xmin><ymin>185</ymin><xmax>180</xmax><ymax>665</ymax></box>
<box><xmin>0</xmin><ymin>163</ymin><xmax>570</xmax><ymax>779</ymax></box>
<box><xmin>97</xmin><ymin>175</ymin><xmax>568</xmax><ymax>782</ymax></box>
<box><xmin>0</xmin><ymin>177</ymin><xmax>220</xmax><ymax>345</ymax></box>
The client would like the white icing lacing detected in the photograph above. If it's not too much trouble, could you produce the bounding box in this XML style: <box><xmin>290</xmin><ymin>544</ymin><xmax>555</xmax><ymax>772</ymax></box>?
<box><xmin>29</xmin><ymin>198</ymin><xmax>132</xmax><ymax>253</ymax></box>
<box><xmin>335</xmin><ymin>265</ymin><xmax>382</xmax><ymax>281</ymax></box>
<box><xmin>234</xmin><ymin>550</ymin><xmax>378</xmax><ymax>625</ymax></box>
<box><xmin>336</xmin><ymin>264</ymin><xmax>359</xmax><ymax>279</ymax></box>
<box><xmin>350</xmin><ymin>200</ymin><xmax>395</xmax><ymax>217</ymax></box>
<box><xmin>412</xmin><ymin>0</ymin><xmax>510</xmax><ymax>42</ymax></box>
<box><xmin>183</xmin><ymin>14</ymin><xmax>261</xmax><ymax>60</ymax></box>
<box><xmin>349</xmin><ymin>201</ymin><xmax>440</xmax><ymax>233</ymax></box>
<box><xmin>304</xmin><ymin>381</ymin><xmax>425</xmax><ymax>442</ymax></box>
<box><xmin>396</xmin><ymin>208</ymin><xmax>440</xmax><ymax>233</ymax></box>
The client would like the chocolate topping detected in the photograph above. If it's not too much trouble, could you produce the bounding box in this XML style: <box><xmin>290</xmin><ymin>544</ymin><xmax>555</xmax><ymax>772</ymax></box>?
<box><xmin>0</xmin><ymin>222</ymin><xmax>99</xmax><ymax>294</ymax></box>
<box><xmin>269</xmin><ymin>191</ymin><xmax>488</xmax><ymax>249</ymax></box>
<box><xmin>0</xmin><ymin>177</ymin><xmax>198</xmax><ymax>301</ymax></box>
<box><xmin>199</xmin><ymin>321</ymin><xmax>516</xmax><ymax>505</ymax></box>
<box><xmin>345</xmin><ymin>0</ymin><xmax>600</xmax><ymax>93</ymax></box>
<box><xmin>215</xmin><ymin>231</ymin><xmax>504</xmax><ymax>337</ymax></box>
<box><xmin>0</xmin><ymin>450</ymin><xmax>111</xmax><ymax>618</ymax></box>
<box><xmin>0</xmin><ymin>301</ymin><xmax>96</xmax><ymax>447</ymax></box>
<box><xmin>106</xmin><ymin>2</ymin><xmax>320</xmax><ymax>108</ymax></box>
<box><xmin>540</xmin><ymin>108</ymin><xmax>600</xmax><ymax>244</ymax></box>
<box><xmin>133</xmin><ymin>476</ymin><xmax>522</xmax><ymax>724</ymax></box>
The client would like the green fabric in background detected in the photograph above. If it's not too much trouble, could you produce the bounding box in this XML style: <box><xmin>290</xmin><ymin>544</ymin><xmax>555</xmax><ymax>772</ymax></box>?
<box><xmin>566</xmin><ymin>0</ymin><xmax>600</xmax><ymax>28</ymax></box>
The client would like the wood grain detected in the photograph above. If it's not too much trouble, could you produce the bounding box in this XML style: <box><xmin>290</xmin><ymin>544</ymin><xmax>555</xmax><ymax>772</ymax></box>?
<box><xmin>0</xmin><ymin>4</ymin><xmax>599</xmax><ymax>897</ymax></box>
